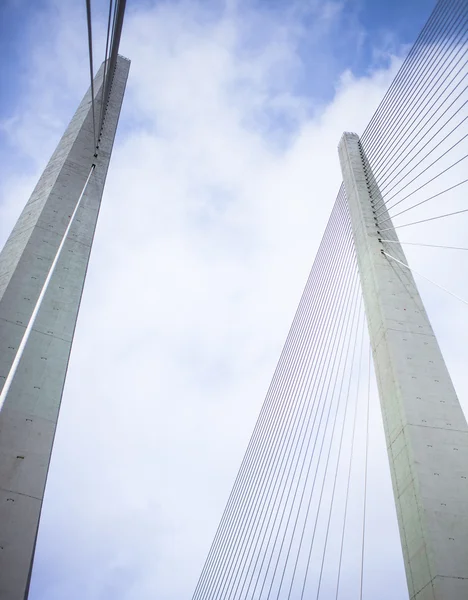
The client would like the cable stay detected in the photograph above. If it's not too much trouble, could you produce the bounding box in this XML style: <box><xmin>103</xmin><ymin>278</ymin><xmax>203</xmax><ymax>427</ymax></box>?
<box><xmin>97</xmin><ymin>0</ymin><xmax>114</xmax><ymax>142</ymax></box>
<box><xmin>377</xmin><ymin>177</ymin><xmax>468</xmax><ymax>224</ymax></box>
<box><xmin>382</xmin><ymin>250</ymin><xmax>468</xmax><ymax>306</ymax></box>
<box><xmin>85</xmin><ymin>0</ymin><xmax>97</xmax><ymax>149</ymax></box>
<box><xmin>85</xmin><ymin>0</ymin><xmax>127</xmax><ymax>149</ymax></box>
<box><xmin>379</xmin><ymin>206</ymin><xmax>468</xmax><ymax>232</ymax></box>
<box><xmin>380</xmin><ymin>240</ymin><xmax>468</xmax><ymax>251</ymax></box>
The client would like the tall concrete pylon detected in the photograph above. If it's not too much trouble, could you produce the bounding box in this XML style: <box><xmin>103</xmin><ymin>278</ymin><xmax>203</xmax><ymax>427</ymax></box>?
<box><xmin>0</xmin><ymin>56</ymin><xmax>130</xmax><ymax>599</ymax></box>
<box><xmin>339</xmin><ymin>132</ymin><xmax>468</xmax><ymax>600</ymax></box>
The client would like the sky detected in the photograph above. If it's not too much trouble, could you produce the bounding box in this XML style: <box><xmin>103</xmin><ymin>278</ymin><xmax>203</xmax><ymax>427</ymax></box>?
<box><xmin>4</xmin><ymin>0</ymin><xmax>468</xmax><ymax>599</ymax></box>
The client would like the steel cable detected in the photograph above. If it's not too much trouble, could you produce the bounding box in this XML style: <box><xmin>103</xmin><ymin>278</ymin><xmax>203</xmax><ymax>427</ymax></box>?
<box><xmin>210</xmin><ymin>199</ymin><xmax>354</xmax><ymax>600</ymax></box>
<box><xmin>360</xmin><ymin>0</ymin><xmax>457</xmax><ymax>151</ymax></box>
<box><xmin>376</xmin><ymin>149</ymin><xmax>468</xmax><ymax>217</ymax></box>
<box><xmin>364</xmin><ymin>11</ymin><xmax>468</xmax><ymax>182</ymax></box>
<box><xmin>382</xmin><ymin>250</ymin><xmax>468</xmax><ymax>305</ymax></box>
<box><xmin>212</xmin><ymin>207</ymin><xmax>354</xmax><ymax>600</ymax></box>
<box><xmin>379</xmin><ymin>177</ymin><xmax>468</xmax><ymax>223</ymax></box>
<box><xmin>371</xmin><ymin>77</ymin><xmax>468</xmax><ymax>197</ymax></box>
<box><xmin>197</xmin><ymin>199</ymin><xmax>348</xmax><ymax>596</ymax></box>
<box><xmin>230</xmin><ymin>223</ymin><xmax>357</xmax><ymax>600</ymax></box>
<box><xmin>298</xmin><ymin>279</ymin><xmax>363</xmax><ymax>599</ymax></box>
<box><xmin>379</xmin><ymin>206</ymin><xmax>468</xmax><ymax>231</ymax></box>
<box><xmin>193</xmin><ymin>193</ymin><xmax>353</xmax><ymax>600</ymax></box>
<box><xmin>315</xmin><ymin>307</ymin><xmax>365</xmax><ymax>599</ymax></box>
<box><xmin>361</xmin><ymin>0</ymin><xmax>464</xmax><ymax>158</ymax></box>
<box><xmin>334</xmin><ymin>324</ymin><xmax>366</xmax><ymax>600</ymax></box>
<box><xmin>85</xmin><ymin>0</ymin><xmax>97</xmax><ymax>149</ymax></box>
<box><xmin>380</xmin><ymin>239</ymin><xmax>468</xmax><ymax>251</ymax></box>
<box><xmin>97</xmin><ymin>0</ymin><xmax>114</xmax><ymax>138</ymax></box>
<box><xmin>374</xmin><ymin>120</ymin><xmax>468</xmax><ymax>214</ymax></box>
<box><xmin>251</xmin><ymin>230</ymin><xmax>358</xmax><ymax>599</ymax></box>
<box><xmin>360</xmin><ymin>345</ymin><xmax>372</xmax><ymax>600</ymax></box>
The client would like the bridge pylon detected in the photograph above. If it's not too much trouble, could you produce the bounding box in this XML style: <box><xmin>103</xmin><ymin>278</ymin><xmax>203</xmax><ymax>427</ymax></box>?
<box><xmin>0</xmin><ymin>57</ymin><xmax>130</xmax><ymax>599</ymax></box>
<box><xmin>339</xmin><ymin>132</ymin><xmax>468</xmax><ymax>600</ymax></box>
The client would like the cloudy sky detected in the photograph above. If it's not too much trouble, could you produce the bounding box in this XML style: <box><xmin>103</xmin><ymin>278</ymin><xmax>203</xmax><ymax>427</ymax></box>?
<box><xmin>4</xmin><ymin>0</ymin><xmax>468</xmax><ymax>599</ymax></box>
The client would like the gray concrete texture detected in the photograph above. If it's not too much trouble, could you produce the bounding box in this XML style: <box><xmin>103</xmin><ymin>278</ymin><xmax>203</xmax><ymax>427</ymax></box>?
<box><xmin>0</xmin><ymin>56</ymin><xmax>130</xmax><ymax>599</ymax></box>
<box><xmin>339</xmin><ymin>132</ymin><xmax>468</xmax><ymax>600</ymax></box>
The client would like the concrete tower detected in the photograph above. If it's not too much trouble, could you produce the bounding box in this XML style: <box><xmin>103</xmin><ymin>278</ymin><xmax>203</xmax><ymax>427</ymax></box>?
<box><xmin>339</xmin><ymin>132</ymin><xmax>468</xmax><ymax>600</ymax></box>
<box><xmin>0</xmin><ymin>56</ymin><xmax>130</xmax><ymax>599</ymax></box>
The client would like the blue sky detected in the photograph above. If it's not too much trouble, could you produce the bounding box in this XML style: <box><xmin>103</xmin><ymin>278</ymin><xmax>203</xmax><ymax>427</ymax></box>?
<box><xmin>0</xmin><ymin>0</ymin><xmax>435</xmax><ymax>193</ymax></box>
<box><xmin>0</xmin><ymin>0</ymin><xmax>434</xmax><ymax>121</ymax></box>
<box><xmin>5</xmin><ymin>1</ymin><xmax>466</xmax><ymax>600</ymax></box>
<box><xmin>0</xmin><ymin>0</ymin><xmax>435</xmax><ymax>88</ymax></box>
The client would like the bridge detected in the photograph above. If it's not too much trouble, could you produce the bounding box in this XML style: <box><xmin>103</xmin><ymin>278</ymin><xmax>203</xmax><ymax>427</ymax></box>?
<box><xmin>0</xmin><ymin>0</ymin><xmax>467</xmax><ymax>598</ymax></box>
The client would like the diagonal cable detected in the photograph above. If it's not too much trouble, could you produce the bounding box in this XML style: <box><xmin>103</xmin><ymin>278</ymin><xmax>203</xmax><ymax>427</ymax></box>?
<box><xmin>85</xmin><ymin>0</ymin><xmax>97</xmax><ymax>149</ymax></box>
